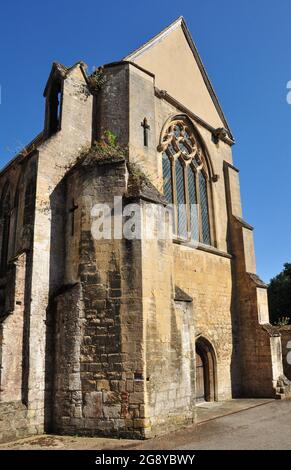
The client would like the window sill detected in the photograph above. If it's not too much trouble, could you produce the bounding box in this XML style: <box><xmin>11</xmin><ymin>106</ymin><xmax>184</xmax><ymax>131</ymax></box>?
<box><xmin>173</xmin><ymin>237</ymin><xmax>232</xmax><ymax>259</ymax></box>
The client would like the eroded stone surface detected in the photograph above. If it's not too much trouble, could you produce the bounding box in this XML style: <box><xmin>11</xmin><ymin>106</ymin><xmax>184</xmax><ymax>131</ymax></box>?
<box><xmin>0</xmin><ymin>20</ymin><xmax>287</xmax><ymax>443</ymax></box>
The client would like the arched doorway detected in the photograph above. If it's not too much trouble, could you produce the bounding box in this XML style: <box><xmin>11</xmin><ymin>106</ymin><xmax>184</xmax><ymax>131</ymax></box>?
<box><xmin>196</xmin><ymin>337</ymin><xmax>217</xmax><ymax>402</ymax></box>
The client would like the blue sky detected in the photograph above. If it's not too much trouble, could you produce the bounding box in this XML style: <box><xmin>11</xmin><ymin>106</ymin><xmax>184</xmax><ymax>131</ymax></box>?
<box><xmin>0</xmin><ymin>0</ymin><xmax>290</xmax><ymax>282</ymax></box>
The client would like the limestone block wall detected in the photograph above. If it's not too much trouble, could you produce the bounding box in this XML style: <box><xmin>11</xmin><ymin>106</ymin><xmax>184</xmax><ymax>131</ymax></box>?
<box><xmin>96</xmin><ymin>64</ymin><xmax>129</xmax><ymax>146</ymax></box>
<box><xmin>0</xmin><ymin>255</ymin><xmax>29</xmax><ymax>443</ymax></box>
<box><xmin>0</xmin><ymin>402</ymin><xmax>29</xmax><ymax>442</ymax></box>
<box><xmin>0</xmin><ymin>154</ymin><xmax>37</xmax><ymax>312</ymax></box>
<box><xmin>125</xmin><ymin>73</ymin><xmax>240</xmax><ymax>403</ymax></box>
<box><xmin>150</xmin><ymin>89</ymin><xmax>238</xmax><ymax>402</ymax></box>
<box><xmin>0</xmin><ymin>249</ymin><xmax>39</xmax><ymax>442</ymax></box>
<box><xmin>140</xmin><ymin>201</ymin><xmax>196</xmax><ymax>437</ymax></box>
<box><xmin>0</xmin><ymin>253</ymin><xmax>26</xmax><ymax>403</ymax></box>
<box><xmin>224</xmin><ymin>161</ymin><xmax>284</xmax><ymax>397</ymax></box>
<box><xmin>235</xmin><ymin>270</ymin><xmax>280</xmax><ymax>396</ymax></box>
<box><xmin>53</xmin><ymin>157</ymin><xmax>200</xmax><ymax>439</ymax></box>
<box><xmin>54</xmin><ymin>159</ymin><xmax>146</xmax><ymax>438</ymax></box>
<box><xmin>26</xmin><ymin>64</ymin><xmax>93</xmax><ymax>436</ymax></box>
<box><xmin>128</xmin><ymin>65</ymin><xmax>158</xmax><ymax>180</ymax></box>
<box><xmin>173</xmin><ymin>245</ymin><xmax>236</xmax><ymax>399</ymax></box>
<box><xmin>144</xmin><ymin>294</ymin><xmax>196</xmax><ymax>437</ymax></box>
<box><xmin>0</xmin><ymin>154</ymin><xmax>38</xmax><ymax>442</ymax></box>
<box><xmin>54</xmin><ymin>283</ymin><xmax>85</xmax><ymax>433</ymax></box>
<box><xmin>97</xmin><ymin>63</ymin><xmax>158</xmax><ymax>181</ymax></box>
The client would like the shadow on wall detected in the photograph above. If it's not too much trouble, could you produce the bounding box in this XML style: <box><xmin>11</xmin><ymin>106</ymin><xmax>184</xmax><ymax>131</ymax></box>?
<box><xmin>46</xmin><ymin>179</ymin><xmax>67</xmax><ymax>432</ymax></box>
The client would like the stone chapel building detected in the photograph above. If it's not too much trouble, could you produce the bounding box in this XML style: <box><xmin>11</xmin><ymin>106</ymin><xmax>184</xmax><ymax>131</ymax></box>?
<box><xmin>0</xmin><ymin>17</ymin><xmax>289</xmax><ymax>442</ymax></box>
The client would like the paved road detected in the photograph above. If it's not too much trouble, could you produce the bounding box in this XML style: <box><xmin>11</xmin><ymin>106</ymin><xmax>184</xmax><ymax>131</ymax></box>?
<box><xmin>1</xmin><ymin>400</ymin><xmax>291</xmax><ymax>450</ymax></box>
<box><xmin>131</xmin><ymin>400</ymin><xmax>291</xmax><ymax>450</ymax></box>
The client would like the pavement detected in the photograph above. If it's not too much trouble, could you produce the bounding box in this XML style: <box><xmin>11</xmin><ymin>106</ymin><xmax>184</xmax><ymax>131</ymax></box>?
<box><xmin>1</xmin><ymin>399</ymin><xmax>291</xmax><ymax>450</ymax></box>
<box><xmin>195</xmin><ymin>398</ymin><xmax>273</xmax><ymax>423</ymax></box>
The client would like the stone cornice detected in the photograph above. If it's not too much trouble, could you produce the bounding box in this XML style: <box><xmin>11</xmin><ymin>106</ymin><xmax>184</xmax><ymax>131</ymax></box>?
<box><xmin>223</xmin><ymin>161</ymin><xmax>240</xmax><ymax>173</ymax></box>
<box><xmin>234</xmin><ymin>216</ymin><xmax>254</xmax><ymax>231</ymax></box>
<box><xmin>174</xmin><ymin>286</ymin><xmax>193</xmax><ymax>302</ymax></box>
<box><xmin>173</xmin><ymin>238</ymin><xmax>232</xmax><ymax>259</ymax></box>
<box><xmin>155</xmin><ymin>88</ymin><xmax>234</xmax><ymax>146</ymax></box>
<box><xmin>247</xmin><ymin>272</ymin><xmax>267</xmax><ymax>288</ymax></box>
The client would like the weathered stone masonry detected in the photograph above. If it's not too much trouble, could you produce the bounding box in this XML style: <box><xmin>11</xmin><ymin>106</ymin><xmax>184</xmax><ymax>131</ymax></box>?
<box><xmin>54</xmin><ymin>158</ymin><xmax>146</xmax><ymax>438</ymax></box>
<box><xmin>0</xmin><ymin>17</ymin><xmax>290</xmax><ymax>443</ymax></box>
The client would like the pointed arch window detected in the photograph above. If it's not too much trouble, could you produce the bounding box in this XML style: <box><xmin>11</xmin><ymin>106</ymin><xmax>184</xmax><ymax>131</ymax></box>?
<box><xmin>23</xmin><ymin>180</ymin><xmax>36</xmax><ymax>227</ymax></box>
<box><xmin>45</xmin><ymin>79</ymin><xmax>62</xmax><ymax>137</ymax></box>
<box><xmin>160</xmin><ymin>117</ymin><xmax>214</xmax><ymax>246</ymax></box>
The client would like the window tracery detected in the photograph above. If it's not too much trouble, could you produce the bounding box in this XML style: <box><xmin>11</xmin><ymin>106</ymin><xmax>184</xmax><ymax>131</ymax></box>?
<box><xmin>160</xmin><ymin>117</ymin><xmax>212</xmax><ymax>245</ymax></box>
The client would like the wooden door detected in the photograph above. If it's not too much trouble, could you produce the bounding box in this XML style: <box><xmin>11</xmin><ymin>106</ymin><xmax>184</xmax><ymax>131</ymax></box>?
<box><xmin>196</xmin><ymin>351</ymin><xmax>205</xmax><ymax>401</ymax></box>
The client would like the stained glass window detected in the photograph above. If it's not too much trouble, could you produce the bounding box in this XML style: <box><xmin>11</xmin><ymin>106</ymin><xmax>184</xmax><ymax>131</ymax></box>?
<box><xmin>199</xmin><ymin>171</ymin><xmax>211</xmax><ymax>245</ymax></box>
<box><xmin>188</xmin><ymin>166</ymin><xmax>199</xmax><ymax>241</ymax></box>
<box><xmin>174</xmin><ymin>125</ymin><xmax>182</xmax><ymax>138</ymax></box>
<box><xmin>162</xmin><ymin>152</ymin><xmax>173</xmax><ymax>203</ymax></box>
<box><xmin>161</xmin><ymin>117</ymin><xmax>213</xmax><ymax>246</ymax></box>
<box><xmin>167</xmin><ymin>143</ymin><xmax>176</xmax><ymax>156</ymax></box>
<box><xmin>175</xmin><ymin>160</ymin><xmax>187</xmax><ymax>238</ymax></box>
<box><xmin>178</xmin><ymin>141</ymin><xmax>190</xmax><ymax>155</ymax></box>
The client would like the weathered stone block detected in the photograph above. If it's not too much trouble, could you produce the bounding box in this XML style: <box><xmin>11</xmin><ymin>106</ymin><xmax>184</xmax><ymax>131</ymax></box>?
<box><xmin>103</xmin><ymin>405</ymin><xmax>121</xmax><ymax>419</ymax></box>
<box><xmin>83</xmin><ymin>392</ymin><xmax>102</xmax><ymax>418</ymax></box>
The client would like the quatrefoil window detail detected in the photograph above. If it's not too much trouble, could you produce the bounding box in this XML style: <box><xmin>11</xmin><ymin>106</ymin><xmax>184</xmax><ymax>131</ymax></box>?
<box><xmin>159</xmin><ymin>119</ymin><xmax>203</xmax><ymax>164</ymax></box>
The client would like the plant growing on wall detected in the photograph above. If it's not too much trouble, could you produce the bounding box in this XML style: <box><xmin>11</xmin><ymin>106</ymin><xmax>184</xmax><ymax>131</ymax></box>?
<box><xmin>103</xmin><ymin>130</ymin><xmax>117</xmax><ymax>148</ymax></box>
<box><xmin>88</xmin><ymin>66</ymin><xmax>106</xmax><ymax>93</ymax></box>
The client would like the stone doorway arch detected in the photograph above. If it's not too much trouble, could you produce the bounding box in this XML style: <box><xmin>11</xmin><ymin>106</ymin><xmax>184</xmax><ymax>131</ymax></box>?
<box><xmin>195</xmin><ymin>337</ymin><xmax>217</xmax><ymax>402</ymax></box>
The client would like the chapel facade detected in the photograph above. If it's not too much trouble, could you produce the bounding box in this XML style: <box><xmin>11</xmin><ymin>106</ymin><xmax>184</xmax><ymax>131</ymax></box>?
<box><xmin>0</xmin><ymin>17</ymin><xmax>289</xmax><ymax>442</ymax></box>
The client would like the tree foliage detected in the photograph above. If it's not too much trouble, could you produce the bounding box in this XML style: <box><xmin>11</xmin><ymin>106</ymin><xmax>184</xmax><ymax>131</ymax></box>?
<box><xmin>268</xmin><ymin>263</ymin><xmax>291</xmax><ymax>325</ymax></box>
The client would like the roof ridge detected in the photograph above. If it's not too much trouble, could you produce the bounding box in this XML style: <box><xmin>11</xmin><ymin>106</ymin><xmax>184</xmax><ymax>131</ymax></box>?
<box><xmin>123</xmin><ymin>16</ymin><xmax>183</xmax><ymax>61</ymax></box>
<box><xmin>123</xmin><ymin>17</ymin><xmax>233</xmax><ymax>140</ymax></box>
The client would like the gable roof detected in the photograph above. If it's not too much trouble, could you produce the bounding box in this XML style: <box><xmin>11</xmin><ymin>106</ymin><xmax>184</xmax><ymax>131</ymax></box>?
<box><xmin>124</xmin><ymin>16</ymin><xmax>233</xmax><ymax>140</ymax></box>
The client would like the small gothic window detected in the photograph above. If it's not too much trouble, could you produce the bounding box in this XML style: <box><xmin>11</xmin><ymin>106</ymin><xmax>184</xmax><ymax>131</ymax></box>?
<box><xmin>47</xmin><ymin>80</ymin><xmax>62</xmax><ymax>136</ymax></box>
<box><xmin>160</xmin><ymin>116</ymin><xmax>213</xmax><ymax>245</ymax></box>
<box><xmin>23</xmin><ymin>181</ymin><xmax>36</xmax><ymax>226</ymax></box>
<box><xmin>0</xmin><ymin>185</ymin><xmax>11</xmax><ymax>275</ymax></box>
